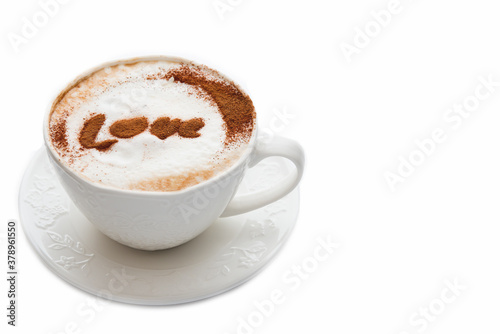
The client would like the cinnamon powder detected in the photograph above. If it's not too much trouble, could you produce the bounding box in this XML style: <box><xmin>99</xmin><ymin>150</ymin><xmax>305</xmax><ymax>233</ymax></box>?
<box><xmin>150</xmin><ymin>117</ymin><xmax>181</xmax><ymax>140</ymax></box>
<box><xmin>79</xmin><ymin>114</ymin><xmax>118</xmax><ymax>151</ymax></box>
<box><xmin>109</xmin><ymin>117</ymin><xmax>148</xmax><ymax>138</ymax></box>
<box><xmin>178</xmin><ymin>118</ymin><xmax>205</xmax><ymax>138</ymax></box>
<box><xmin>50</xmin><ymin>118</ymin><xmax>68</xmax><ymax>152</ymax></box>
<box><xmin>157</xmin><ymin>64</ymin><xmax>255</xmax><ymax>146</ymax></box>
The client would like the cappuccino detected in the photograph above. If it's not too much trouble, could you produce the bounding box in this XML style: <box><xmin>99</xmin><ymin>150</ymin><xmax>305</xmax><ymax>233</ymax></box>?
<box><xmin>48</xmin><ymin>58</ymin><xmax>255</xmax><ymax>191</ymax></box>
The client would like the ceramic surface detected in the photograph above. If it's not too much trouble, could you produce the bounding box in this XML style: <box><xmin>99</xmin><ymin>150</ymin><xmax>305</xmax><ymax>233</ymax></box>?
<box><xmin>19</xmin><ymin>148</ymin><xmax>299</xmax><ymax>305</ymax></box>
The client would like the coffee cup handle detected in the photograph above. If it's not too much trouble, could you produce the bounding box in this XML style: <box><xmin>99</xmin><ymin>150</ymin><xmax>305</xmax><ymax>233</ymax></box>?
<box><xmin>220</xmin><ymin>136</ymin><xmax>305</xmax><ymax>217</ymax></box>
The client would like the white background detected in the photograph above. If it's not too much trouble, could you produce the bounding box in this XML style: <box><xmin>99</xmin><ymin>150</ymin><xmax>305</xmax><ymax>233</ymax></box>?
<box><xmin>2</xmin><ymin>0</ymin><xmax>500</xmax><ymax>333</ymax></box>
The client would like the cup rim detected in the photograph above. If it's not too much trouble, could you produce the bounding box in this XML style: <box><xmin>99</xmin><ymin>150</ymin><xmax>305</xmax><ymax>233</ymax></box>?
<box><xmin>43</xmin><ymin>55</ymin><xmax>258</xmax><ymax>196</ymax></box>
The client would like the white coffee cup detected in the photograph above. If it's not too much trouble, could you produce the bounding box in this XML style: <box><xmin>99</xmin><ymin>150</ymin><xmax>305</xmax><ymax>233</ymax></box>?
<box><xmin>43</xmin><ymin>56</ymin><xmax>305</xmax><ymax>251</ymax></box>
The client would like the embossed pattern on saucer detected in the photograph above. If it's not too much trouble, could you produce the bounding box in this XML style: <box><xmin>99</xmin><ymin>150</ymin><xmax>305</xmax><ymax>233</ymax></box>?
<box><xmin>19</xmin><ymin>148</ymin><xmax>299</xmax><ymax>305</ymax></box>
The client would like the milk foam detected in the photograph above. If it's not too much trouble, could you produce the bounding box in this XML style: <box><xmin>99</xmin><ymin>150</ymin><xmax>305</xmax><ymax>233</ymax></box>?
<box><xmin>49</xmin><ymin>60</ymin><xmax>253</xmax><ymax>191</ymax></box>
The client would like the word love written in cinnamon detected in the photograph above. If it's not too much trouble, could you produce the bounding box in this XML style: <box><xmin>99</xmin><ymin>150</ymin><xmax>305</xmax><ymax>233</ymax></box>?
<box><xmin>79</xmin><ymin>114</ymin><xmax>205</xmax><ymax>151</ymax></box>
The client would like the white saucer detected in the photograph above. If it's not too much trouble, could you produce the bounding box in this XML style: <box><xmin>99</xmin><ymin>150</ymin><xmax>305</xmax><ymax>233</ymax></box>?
<box><xmin>19</xmin><ymin>148</ymin><xmax>299</xmax><ymax>305</ymax></box>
